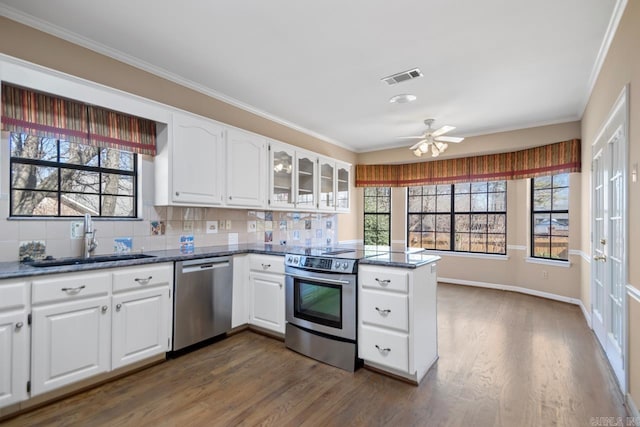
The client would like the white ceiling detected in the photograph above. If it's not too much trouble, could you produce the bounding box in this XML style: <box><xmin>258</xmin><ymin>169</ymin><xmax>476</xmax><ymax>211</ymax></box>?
<box><xmin>0</xmin><ymin>0</ymin><xmax>621</xmax><ymax>153</ymax></box>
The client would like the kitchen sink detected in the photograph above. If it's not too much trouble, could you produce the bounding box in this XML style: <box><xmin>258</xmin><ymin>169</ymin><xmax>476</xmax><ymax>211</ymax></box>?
<box><xmin>26</xmin><ymin>253</ymin><xmax>156</xmax><ymax>268</ymax></box>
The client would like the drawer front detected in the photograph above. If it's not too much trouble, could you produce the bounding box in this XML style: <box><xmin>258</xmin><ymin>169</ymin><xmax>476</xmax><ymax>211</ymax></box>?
<box><xmin>359</xmin><ymin>267</ymin><xmax>408</xmax><ymax>293</ymax></box>
<box><xmin>112</xmin><ymin>263</ymin><xmax>173</xmax><ymax>293</ymax></box>
<box><xmin>359</xmin><ymin>325</ymin><xmax>409</xmax><ymax>373</ymax></box>
<box><xmin>360</xmin><ymin>290</ymin><xmax>409</xmax><ymax>332</ymax></box>
<box><xmin>249</xmin><ymin>255</ymin><xmax>284</xmax><ymax>274</ymax></box>
<box><xmin>32</xmin><ymin>272</ymin><xmax>111</xmax><ymax>305</ymax></box>
<box><xmin>0</xmin><ymin>280</ymin><xmax>28</xmax><ymax>311</ymax></box>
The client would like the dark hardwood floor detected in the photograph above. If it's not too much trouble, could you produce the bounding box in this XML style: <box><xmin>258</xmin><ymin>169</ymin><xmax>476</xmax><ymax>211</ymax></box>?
<box><xmin>2</xmin><ymin>283</ymin><xmax>627</xmax><ymax>426</ymax></box>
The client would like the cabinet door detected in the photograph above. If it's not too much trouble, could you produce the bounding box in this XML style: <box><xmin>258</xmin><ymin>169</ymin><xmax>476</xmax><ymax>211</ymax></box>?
<box><xmin>31</xmin><ymin>296</ymin><xmax>111</xmax><ymax>396</ymax></box>
<box><xmin>112</xmin><ymin>287</ymin><xmax>170</xmax><ymax>370</ymax></box>
<box><xmin>0</xmin><ymin>312</ymin><xmax>28</xmax><ymax>409</ymax></box>
<box><xmin>269</xmin><ymin>141</ymin><xmax>296</xmax><ymax>209</ymax></box>
<box><xmin>318</xmin><ymin>157</ymin><xmax>335</xmax><ymax>211</ymax></box>
<box><xmin>226</xmin><ymin>128</ymin><xmax>267</xmax><ymax>207</ymax></box>
<box><xmin>249</xmin><ymin>272</ymin><xmax>285</xmax><ymax>334</ymax></box>
<box><xmin>296</xmin><ymin>151</ymin><xmax>317</xmax><ymax>210</ymax></box>
<box><xmin>172</xmin><ymin>113</ymin><xmax>224</xmax><ymax>205</ymax></box>
<box><xmin>336</xmin><ymin>162</ymin><xmax>351</xmax><ymax>212</ymax></box>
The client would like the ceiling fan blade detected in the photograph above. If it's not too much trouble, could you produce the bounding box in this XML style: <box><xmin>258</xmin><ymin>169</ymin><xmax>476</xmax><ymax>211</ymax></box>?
<box><xmin>435</xmin><ymin>136</ymin><xmax>464</xmax><ymax>143</ymax></box>
<box><xmin>409</xmin><ymin>140</ymin><xmax>427</xmax><ymax>150</ymax></box>
<box><xmin>432</xmin><ymin>125</ymin><xmax>455</xmax><ymax>137</ymax></box>
<box><xmin>398</xmin><ymin>135</ymin><xmax>425</xmax><ymax>139</ymax></box>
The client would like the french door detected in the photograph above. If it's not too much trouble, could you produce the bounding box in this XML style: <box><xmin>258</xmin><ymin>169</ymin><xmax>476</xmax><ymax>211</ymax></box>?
<box><xmin>591</xmin><ymin>86</ymin><xmax>628</xmax><ymax>392</ymax></box>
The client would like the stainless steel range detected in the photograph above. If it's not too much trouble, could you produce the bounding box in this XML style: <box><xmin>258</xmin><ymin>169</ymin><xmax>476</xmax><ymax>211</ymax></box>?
<box><xmin>284</xmin><ymin>250</ymin><xmax>362</xmax><ymax>372</ymax></box>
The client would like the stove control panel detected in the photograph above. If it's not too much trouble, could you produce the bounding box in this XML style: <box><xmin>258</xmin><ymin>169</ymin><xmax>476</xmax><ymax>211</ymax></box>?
<box><xmin>285</xmin><ymin>254</ymin><xmax>356</xmax><ymax>274</ymax></box>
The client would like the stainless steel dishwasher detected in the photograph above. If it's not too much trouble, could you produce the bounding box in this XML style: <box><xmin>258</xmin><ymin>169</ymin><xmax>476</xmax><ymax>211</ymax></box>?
<box><xmin>173</xmin><ymin>256</ymin><xmax>233</xmax><ymax>351</ymax></box>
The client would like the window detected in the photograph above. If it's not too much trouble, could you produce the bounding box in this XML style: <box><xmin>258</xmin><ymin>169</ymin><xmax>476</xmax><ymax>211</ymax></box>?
<box><xmin>531</xmin><ymin>173</ymin><xmax>569</xmax><ymax>260</ymax></box>
<box><xmin>407</xmin><ymin>181</ymin><xmax>507</xmax><ymax>254</ymax></box>
<box><xmin>9</xmin><ymin>133</ymin><xmax>137</xmax><ymax>218</ymax></box>
<box><xmin>363</xmin><ymin>187</ymin><xmax>391</xmax><ymax>246</ymax></box>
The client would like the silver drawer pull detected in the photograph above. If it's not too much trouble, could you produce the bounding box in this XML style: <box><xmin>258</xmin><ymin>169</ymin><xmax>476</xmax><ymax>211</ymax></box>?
<box><xmin>15</xmin><ymin>322</ymin><xmax>24</xmax><ymax>330</ymax></box>
<box><xmin>375</xmin><ymin>307</ymin><xmax>391</xmax><ymax>315</ymax></box>
<box><xmin>375</xmin><ymin>345</ymin><xmax>391</xmax><ymax>354</ymax></box>
<box><xmin>101</xmin><ymin>305</ymin><xmax>108</xmax><ymax>313</ymax></box>
<box><xmin>261</xmin><ymin>263</ymin><xmax>271</xmax><ymax>270</ymax></box>
<box><xmin>134</xmin><ymin>276</ymin><xmax>153</xmax><ymax>285</ymax></box>
<box><xmin>116</xmin><ymin>303</ymin><xmax>122</xmax><ymax>311</ymax></box>
<box><xmin>375</xmin><ymin>278</ymin><xmax>391</xmax><ymax>286</ymax></box>
<box><xmin>61</xmin><ymin>285</ymin><xmax>86</xmax><ymax>294</ymax></box>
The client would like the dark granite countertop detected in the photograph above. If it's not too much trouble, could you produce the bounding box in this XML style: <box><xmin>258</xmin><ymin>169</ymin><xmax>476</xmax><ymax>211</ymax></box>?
<box><xmin>0</xmin><ymin>243</ymin><xmax>441</xmax><ymax>280</ymax></box>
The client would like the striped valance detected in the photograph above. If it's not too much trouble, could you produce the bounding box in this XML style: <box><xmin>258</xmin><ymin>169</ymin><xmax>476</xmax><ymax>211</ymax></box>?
<box><xmin>2</xmin><ymin>83</ymin><xmax>156</xmax><ymax>155</ymax></box>
<box><xmin>355</xmin><ymin>139</ymin><xmax>581</xmax><ymax>187</ymax></box>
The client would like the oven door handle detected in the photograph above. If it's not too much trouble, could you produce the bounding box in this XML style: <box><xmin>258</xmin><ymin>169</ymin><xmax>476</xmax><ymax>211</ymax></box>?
<box><xmin>286</xmin><ymin>273</ymin><xmax>351</xmax><ymax>286</ymax></box>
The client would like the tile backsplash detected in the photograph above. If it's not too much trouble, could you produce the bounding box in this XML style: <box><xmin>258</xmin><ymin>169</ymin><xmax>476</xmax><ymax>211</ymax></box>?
<box><xmin>0</xmin><ymin>197</ymin><xmax>337</xmax><ymax>262</ymax></box>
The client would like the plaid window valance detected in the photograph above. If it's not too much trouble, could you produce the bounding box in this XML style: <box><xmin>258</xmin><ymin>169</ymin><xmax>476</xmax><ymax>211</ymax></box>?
<box><xmin>355</xmin><ymin>139</ymin><xmax>581</xmax><ymax>187</ymax></box>
<box><xmin>2</xmin><ymin>83</ymin><xmax>156</xmax><ymax>155</ymax></box>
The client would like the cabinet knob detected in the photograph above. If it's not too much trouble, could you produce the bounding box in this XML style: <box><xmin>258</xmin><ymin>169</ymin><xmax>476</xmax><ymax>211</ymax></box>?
<box><xmin>175</xmin><ymin>191</ymin><xmax>180</xmax><ymax>196</ymax></box>
<box><xmin>15</xmin><ymin>322</ymin><xmax>24</xmax><ymax>330</ymax></box>
<box><xmin>261</xmin><ymin>263</ymin><xmax>271</xmax><ymax>270</ymax></box>
<box><xmin>279</xmin><ymin>283</ymin><xmax>283</xmax><ymax>289</ymax></box>
<box><xmin>101</xmin><ymin>305</ymin><xmax>108</xmax><ymax>313</ymax></box>
<box><xmin>116</xmin><ymin>303</ymin><xmax>122</xmax><ymax>311</ymax></box>
<box><xmin>229</xmin><ymin>196</ymin><xmax>232</xmax><ymax>200</ymax></box>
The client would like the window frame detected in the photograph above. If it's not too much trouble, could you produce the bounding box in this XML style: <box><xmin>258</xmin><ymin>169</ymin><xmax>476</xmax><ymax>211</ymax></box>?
<box><xmin>406</xmin><ymin>181</ymin><xmax>507</xmax><ymax>255</ymax></box>
<box><xmin>363</xmin><ymin>187</ymin><xmax>391</xmax><ymax>246</ymax></box>
<box><xmin>9</xmin><ymin>133</ymin><xmax>138</xmax><ymax>219</ymax></box>
<box><xmin>530</xmin><ymin>173</ymin><xmax>569</xmax><ymax>262</ymax></box>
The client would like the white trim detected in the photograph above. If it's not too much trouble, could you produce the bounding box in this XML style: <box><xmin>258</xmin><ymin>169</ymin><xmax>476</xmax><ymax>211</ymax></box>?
<box><xmin>628</xmin><ymin>392</ymin><xmax>640</xmax><ymax>419</ymax></box>
<box><xmin>525</xmin><ymin>257</ymin><xmax>572</xmax><ymax>268</ymax></box>
<box><xmin>439</xmin><ymin>277</ymin><xmax>581</xmax><ymax>305</ymax></box>
<box><xmin>507</xmin><ymin>245</ymin><xmax>526</xmax><ymax>251</ymax></box>
<box><xmin>391</xmin><ymin>240</ymin><xmax>406</xmax><ymax>245</ymax></box>
<box><xmin>0</xmin><ymin>4</ymin><xmax>352</xmax><ymax>152</ymax></box>
<box><xmin>628</xmin><ymin>285</ymin><xmax>640</xmax><ymax>302</ymax></box>
<box><xmin>423</xmin><ymin>250</ymin><xmax>509</xmax><ymax>261</ymax></box>
<box><xmin>572</xmin><ymin>250</ymin><xmax>591</xmax><ymax>263</ymax></box>
<box><xmin>579</xmin><ymin>299</ymin><xmax>593</xmax><ymax>329</ymax></box>
<box><xmin>580</xmin><ymin>0</ymin><xmax>629</xmax><ymax>116</ymax></box>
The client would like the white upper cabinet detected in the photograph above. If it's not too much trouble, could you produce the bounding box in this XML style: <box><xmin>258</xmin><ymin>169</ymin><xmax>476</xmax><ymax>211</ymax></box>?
<box><xmin>318</xmin><ymin>157</ymin><xmax>335</xmax><ymax>212</ymax></box>
<box><xmin>296</xmin><ymin>150</ymin><xmax>318</xmax><ymax>210</ymax></box>
<box><xmin>336</xmin><ymin>161</ymin><xmax>351</xmax><ymax>212</ymax></box>
<box><xmin>155</xmin><ymin>112</ymin><xmax>225</xmax><ymax>206</ymax></box>
<box><xmin>226</xmin><ymin>128</ymin><xmax>267</xmax><ymax>208</ymax></box>
<box><xmin>269</xmin><ymin>141</ymin><xmax>296</xmax><ymax>210</ymax></box>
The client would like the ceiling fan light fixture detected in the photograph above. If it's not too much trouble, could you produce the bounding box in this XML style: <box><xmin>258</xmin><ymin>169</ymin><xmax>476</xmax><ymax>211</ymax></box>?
<box><xmin>431</xmin><ymin>145</ymin><xmax>440</xmax><ymax>157</ymax></box>
<box><xmin>389</xmin><ymin>94</ymin><xmax>417</xmax><ymax>104</ymax></box>
<box><xmin>413</xmin><ymin>149</ymin><xmax>423</xmax><ymax>157</ymax></box>
<box><xmin>418</xmin><ymin>142</ymin><xmax>429</xmax><ymax>153</ymax></box>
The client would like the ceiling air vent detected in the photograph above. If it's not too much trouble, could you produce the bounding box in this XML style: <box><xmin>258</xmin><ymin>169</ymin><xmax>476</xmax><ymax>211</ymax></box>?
<box><xmin>381</xmin><ymin>68</ymin><xmax>423</xmax><ymax>85</ymax></box>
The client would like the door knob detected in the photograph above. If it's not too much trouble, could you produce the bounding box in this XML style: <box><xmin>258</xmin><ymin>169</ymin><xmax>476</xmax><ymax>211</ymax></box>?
<box><xmin>600</xmin><ymin>238</ymin><xmax>607</xmax><ymax>245</ymax></box>
<box><xmin>593</xmin><ymin>255</ymin><xmax>607</xmax><ymax>262</ymax></box>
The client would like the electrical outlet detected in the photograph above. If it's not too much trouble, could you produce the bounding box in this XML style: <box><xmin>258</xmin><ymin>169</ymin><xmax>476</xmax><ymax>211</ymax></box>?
<box><xmin>70</xmin><ymin>221</ymin><xmax>83</xmax><ymax>239</ymax></box>
<box><xmin>542</xmin><ymin>270</ymin><xmax>548</xmax><ymax>279</ymax></box>
<box><xmin>225</xmin><ymin>220</ymin><xmax>232</xmax><ymax>230</ymax></box>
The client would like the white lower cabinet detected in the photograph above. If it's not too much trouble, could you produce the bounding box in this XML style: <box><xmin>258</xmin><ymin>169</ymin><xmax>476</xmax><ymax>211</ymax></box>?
<box><xmin>248</xmin><ymin>255</ymin><xmax>285</xmax><ymax>334</ymax></box>
<box><xmin>27</xmin><ymin>263</ymin><xmax>174</xmax><ymax>398</ymax></box>
<box><xmin>111</xmin><ymin>264</ymin><xmax>173</xmax><ymax>369</ymax></box>
<box><xmin>112</xmin><ymin>287</ymin><xmax>170</xmax><ymax>370</ymax></box>
<box><xmin>358</xmin><ymin>262</ymin><xmax>438</xmax><ymax>383</ymax></box>
<box><xmin>0</xmin><ymin>278</ymin><xmax>29</xmax><ymax>409</ymax></box>
<box><xmin>31</xmin><ymin>294</ymin><xmax>111</xmax><ymax>396</ymax></box>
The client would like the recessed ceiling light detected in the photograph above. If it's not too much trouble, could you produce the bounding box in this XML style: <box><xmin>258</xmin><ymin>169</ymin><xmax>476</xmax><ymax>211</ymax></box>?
<box><xmin>389</xmin><ymin>94</ymin><xmax>417</xmax><ymax>104</ymax></box>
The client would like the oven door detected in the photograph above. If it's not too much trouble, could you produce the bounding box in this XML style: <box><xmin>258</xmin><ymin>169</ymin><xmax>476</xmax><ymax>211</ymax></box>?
<box><xmin>285</xmin><ymin>266</ymin><xmax>356</xmax><ymax>341</ymax></box>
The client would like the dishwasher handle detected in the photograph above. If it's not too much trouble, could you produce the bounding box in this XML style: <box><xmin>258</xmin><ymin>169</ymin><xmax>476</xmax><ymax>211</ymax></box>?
<box><xmin>181</xmin><ymin>260</ymin><xmax>230</xmax><ymax>274</ymax></box>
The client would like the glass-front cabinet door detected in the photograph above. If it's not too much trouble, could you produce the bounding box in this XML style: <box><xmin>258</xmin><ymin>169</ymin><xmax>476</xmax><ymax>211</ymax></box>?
<box><xmin>296</xmin><ymin>151</ymin><xmax>317</xmax><ymax>209</ymax></box>
<box><xmin>336</xmin><ymin>162</ymin><xmax>350</xmax><ymax>212</ymax></box>
<box><xmin>269</xmin><ymin>142</ymin><xmax>295</xmax><ymax>209</ymax></box>
<box><xmin>318</xmin><ymin>157</ymin><xmax>335</xmax><ymax>211</ymax></box>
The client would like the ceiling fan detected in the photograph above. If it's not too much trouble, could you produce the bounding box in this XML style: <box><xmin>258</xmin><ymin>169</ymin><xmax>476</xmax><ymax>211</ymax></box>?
<box><xmin>401</xmin><ymin>118</ymin><xmax>464</xmax><ymax>157</ymax></box>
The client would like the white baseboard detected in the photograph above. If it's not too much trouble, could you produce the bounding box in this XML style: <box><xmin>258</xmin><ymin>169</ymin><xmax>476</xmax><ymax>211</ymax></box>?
<box><xmin>628</xmin><ymin>393</ymin><xmax>640</xmax><ymax>418</ymax></box>
<box><xmin>439</xmin><ymin>277</ymin><xmax>592</xmax><ymax>327</ymax></box>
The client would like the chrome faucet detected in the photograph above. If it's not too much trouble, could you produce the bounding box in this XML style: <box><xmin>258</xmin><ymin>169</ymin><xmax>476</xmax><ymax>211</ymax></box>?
<box><xmin>84</xmin><ymin>213</ymin><xmax>98</xmax><ymax>258</ymax></box>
